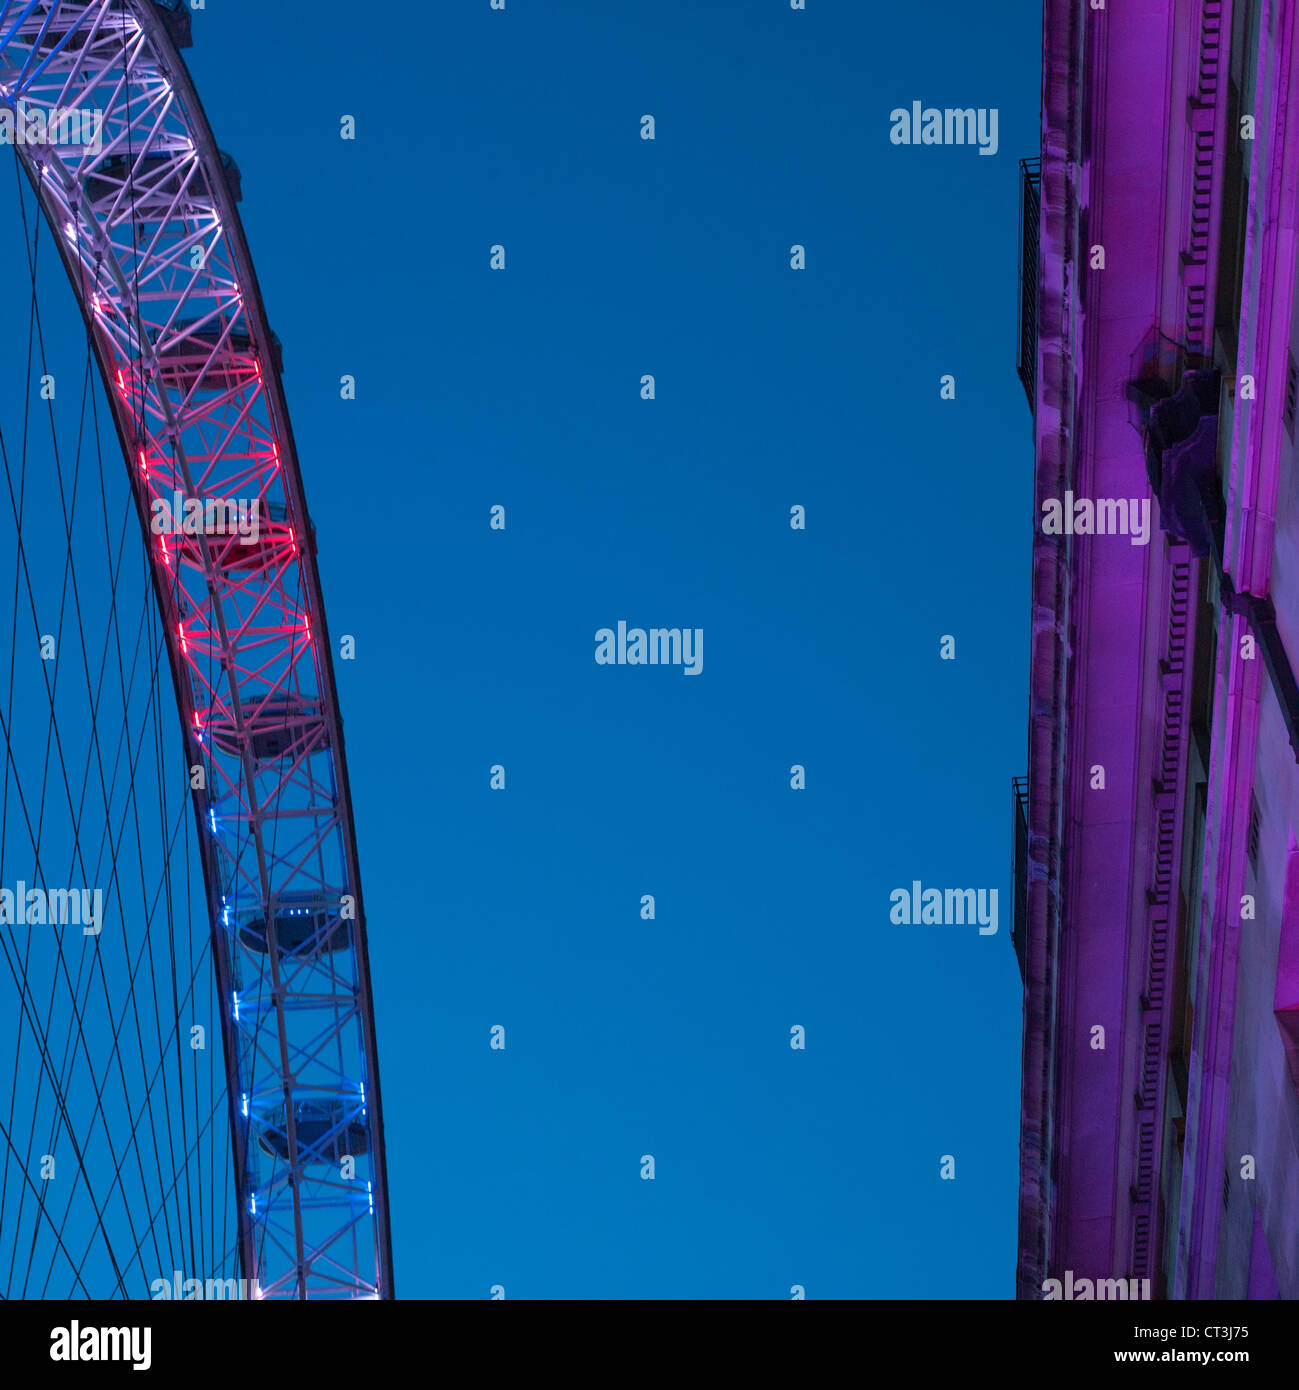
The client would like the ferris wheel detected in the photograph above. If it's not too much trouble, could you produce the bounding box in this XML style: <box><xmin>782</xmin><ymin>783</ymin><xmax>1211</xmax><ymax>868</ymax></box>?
<box><xmin>0</xmin><ymin>0</ymin><xmax>393</xmax><ymax>1300</ymax></box>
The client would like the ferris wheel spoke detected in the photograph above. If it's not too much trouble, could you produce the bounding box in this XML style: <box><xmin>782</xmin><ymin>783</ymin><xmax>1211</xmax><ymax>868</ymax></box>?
<box><xmin>0</xmin><ymin>184</ymin><xmax>191</xmax><ymax>1298</ymax></box>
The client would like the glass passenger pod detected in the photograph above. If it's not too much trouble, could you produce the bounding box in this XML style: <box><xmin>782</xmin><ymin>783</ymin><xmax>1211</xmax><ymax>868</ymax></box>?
<box><xmin>84</xmin><ymin>149</ymin><xmax>242</xmax><ymax>209</ymax></box>
<box><xmin>171</xmin><ymin>495</ymin><xmax>297</xmax><ymax>575</ymax></box>
<box><xmin>17</xmin><ymin>2</ymin><xmax>192</xmax><ymax>55</ymax></box>
<box><xmin>256</xmin><ymin>1098</ymin><xmax>369</xmax><ymax>1165</ymax></box>
<box><xmin>235</xmin><ymin>891</ymin><xmax>350</xmax><ymax>957</ymax></box>
<box><xmin>206</xmin><ymin>692</ymin><xmax>327</xmax><ymax>761</ymax></box>
<box><xmin>153</xmin><ymin>317</ymin><xmax>281</xmax><ymax>396</ymax></box>
<box><xmin>145</xmin><ymin>0</ymin><xmax>195</xmax><ymax>47</ymax></box>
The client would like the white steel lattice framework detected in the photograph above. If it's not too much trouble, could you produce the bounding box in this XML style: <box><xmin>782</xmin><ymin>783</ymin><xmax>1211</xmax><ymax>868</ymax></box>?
<box><xmin>0</xmin><ymin>0</ymin><xmax>394</xmax><ymax>1298</ymax></box>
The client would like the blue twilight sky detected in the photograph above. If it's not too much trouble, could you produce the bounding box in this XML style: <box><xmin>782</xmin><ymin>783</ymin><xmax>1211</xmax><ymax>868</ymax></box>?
<box><xmin>185</xmin><ymin>0</ymin><xmax>1036</xmax><ymax>1297</ymax></box>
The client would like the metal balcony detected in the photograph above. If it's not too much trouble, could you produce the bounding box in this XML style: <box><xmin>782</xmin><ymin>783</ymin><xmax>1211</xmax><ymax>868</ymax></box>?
<box><xmin>1012</xmin><ymin>775</ymin><xmax>1029</xmax><ymax>980</ymax></box>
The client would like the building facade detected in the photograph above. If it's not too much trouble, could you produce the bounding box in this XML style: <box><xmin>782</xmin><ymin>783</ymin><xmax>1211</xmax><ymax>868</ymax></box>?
<box><xmin>1017</xmin><ymin>0</ymin><xmax>1299</xmax><ymax>1299</ymax></box>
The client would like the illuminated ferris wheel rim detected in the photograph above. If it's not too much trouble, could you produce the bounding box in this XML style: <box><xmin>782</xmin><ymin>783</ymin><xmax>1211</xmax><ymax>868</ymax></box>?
<box><xmin>0</xmin><ymin>0</ymin><xmax>393</xmax><ymax>1299</ymax></box>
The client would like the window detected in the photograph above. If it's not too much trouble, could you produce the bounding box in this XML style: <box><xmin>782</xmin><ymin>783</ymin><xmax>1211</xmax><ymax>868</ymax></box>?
<box><xmin>1286</xmin><ymin>352</ymin><xmax>1298</xmax><ymax>440</ymax></box>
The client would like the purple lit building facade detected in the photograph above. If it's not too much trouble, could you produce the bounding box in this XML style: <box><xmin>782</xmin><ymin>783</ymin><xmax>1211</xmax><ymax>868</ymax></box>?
<box><xmin>1016</xmin><ymin>0</ymin><xmax>1299</xmax><ymax>1299</ymax></box>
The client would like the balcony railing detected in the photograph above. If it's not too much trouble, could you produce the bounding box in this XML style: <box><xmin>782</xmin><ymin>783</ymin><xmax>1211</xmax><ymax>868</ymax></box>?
<box><xmin>1017</xmin><ymin>157</ymin><xmax>1041</xmax><ymax>412</ymax></box>
<box><xmin>1012</xmin><ymin>775</ymin><xmax>1029</xmax><ymax>980</ymax></box>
